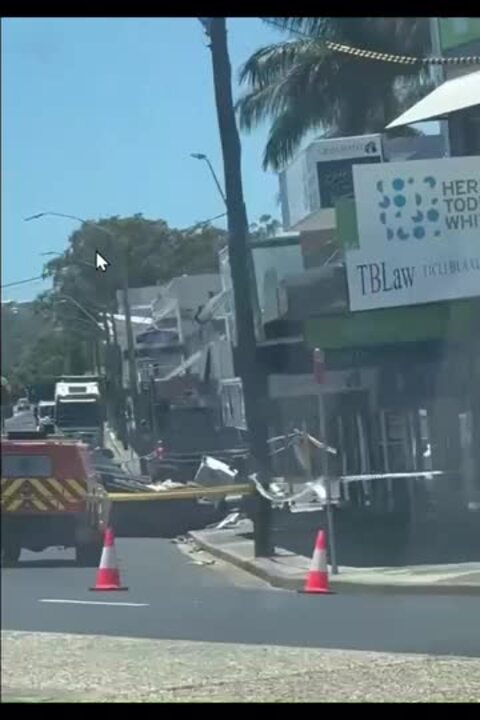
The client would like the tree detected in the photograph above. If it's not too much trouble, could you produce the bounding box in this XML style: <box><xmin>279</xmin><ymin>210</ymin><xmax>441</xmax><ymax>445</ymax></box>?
<box><xmin>6</xmin><ymin>329</ymin><xmax>90</xmax><ymax>394</ymax></box>
<box><xmin>236</xmin><ymin>18</ymin><xmax>433</xmax><ymax>170</ymax></box>
<box><xmin>250</xmin><ymin>214</ymin><xmax>282</xmax><ymax>240</ymax></box>
<box><xmin>42</xmin><ymin>214</ymin><xmax>227</xmax><ymax>319</ymax></box>
<box><xmin>1</xmin><ymin>301</ymin><xmax>48</xmax><ymax>376</ymax></box>
<box><xmin>1</xmin><ymin>295</ymin><xmax>98</xmax><ymax>397</ymax></box>
<box><xmin>1</xmin><ymin>376</ymin><xmax>12</xmax><ymax>429</ymax></box>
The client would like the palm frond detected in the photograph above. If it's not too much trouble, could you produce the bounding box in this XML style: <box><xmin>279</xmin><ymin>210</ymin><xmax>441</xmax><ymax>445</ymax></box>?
<box><xmin>262</xmin><ymin>18</ymin><xmax>338</xmax><ymax>39</ymax></box>
<box><xmin>238</xmin><ymin>39</ymin><xmax>326</xmax><ymax>88</ymax></box>
<box><xmin>239</xmin><ymin>18</ymin><xmax>433</xmax><ymax>170</ymax></box>
<box><xmin>262</xmin><ymin>108</ymin><xmax>324</xmax><ymax>171</ymax></box>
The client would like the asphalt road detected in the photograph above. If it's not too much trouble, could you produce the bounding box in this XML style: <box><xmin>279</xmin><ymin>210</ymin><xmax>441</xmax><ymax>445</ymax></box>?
<box><xmin>2</xmin><ymin>409</ymin><xmax>480</xmax><ymax>660</ymax></box>
<box><xmin>2</xmin><ymin>538</ymin><xmax>480</xmax><ymax>658</ymax></box>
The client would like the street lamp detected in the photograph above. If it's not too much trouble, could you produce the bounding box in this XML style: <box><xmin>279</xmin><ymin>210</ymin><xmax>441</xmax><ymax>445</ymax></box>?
<box><xmin>190</xmin><ymin>153</ymin><xmax>227</xmax><ymax>206</ymax></box>
<box><xmin>55</xmin><ymin>293</ymin><xmax>104</xmax><ymax>328</ymax></box>
<box><xmin>25</xmin><ymin>210</ymin><xmax>139</xmax><ymax>429</ymax></box>
<box><xmin>56</xmin><ymin>294</ymin><xmax>107</xmax><ymax>375</ymax></box>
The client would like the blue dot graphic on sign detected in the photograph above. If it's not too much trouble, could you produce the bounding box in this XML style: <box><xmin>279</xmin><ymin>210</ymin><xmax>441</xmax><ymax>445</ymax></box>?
<box><xmin>379</xmin><ymin>196</ymin><xmax>390</xmax><ymax>209</ymax></box>
<box><xmin>377</xmin><ymin>173</ymin><xmax>440</xmax><ymax>242</ymax></box>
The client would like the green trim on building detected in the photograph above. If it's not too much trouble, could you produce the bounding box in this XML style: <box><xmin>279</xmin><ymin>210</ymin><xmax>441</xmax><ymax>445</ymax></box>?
<box><xmin>439</xmin><ymin>18</ymin><xmax>480</xmax><ymax>53</ymax></box>
<box><xmin>335</xmin><ymin>198</ymin><xmax>359</xmax><ymax>250</ymax></box>
<box><xmin>305</xmin><ymin>298</ymin><xmax>480</xmax><ymax>350</ymax></box>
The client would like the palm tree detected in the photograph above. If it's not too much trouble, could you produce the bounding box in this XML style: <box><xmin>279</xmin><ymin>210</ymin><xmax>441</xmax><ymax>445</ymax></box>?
<box><xmin>236</xmin><ymin>18</ymin><xmax>433</xmax><ymax>171</ymax></box>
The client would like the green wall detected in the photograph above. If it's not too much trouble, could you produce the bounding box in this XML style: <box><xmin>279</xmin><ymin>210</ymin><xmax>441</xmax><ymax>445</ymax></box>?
<box><xmin>305</xmin><ymin>298</ymin><xmax>480</xmax><ymax>350</ymax></box>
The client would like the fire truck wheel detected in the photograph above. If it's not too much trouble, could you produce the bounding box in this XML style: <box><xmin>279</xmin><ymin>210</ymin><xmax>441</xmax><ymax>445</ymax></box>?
<box><xmin>2</xmin><ymin>542</ymin><xmax>21</xmax><ymax>566</ymax></box>
<box><xmin>75</xmin><ymin>540</ymin><xmax>103</xmax><ymax>567</ymax></box>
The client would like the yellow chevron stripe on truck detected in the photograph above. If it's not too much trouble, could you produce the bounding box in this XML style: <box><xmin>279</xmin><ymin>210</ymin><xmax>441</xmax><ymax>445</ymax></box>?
<box><xmin>1</xmin><ymin>477</ymin><xmax>87</xmax><ymax>513</ymax></box>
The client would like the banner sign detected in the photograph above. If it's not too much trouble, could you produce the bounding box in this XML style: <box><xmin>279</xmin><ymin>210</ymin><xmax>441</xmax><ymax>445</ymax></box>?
<box><xmin>345</xmin><ymin>156</ymin><xmax>480</xmax><ymax>311</ymax></box>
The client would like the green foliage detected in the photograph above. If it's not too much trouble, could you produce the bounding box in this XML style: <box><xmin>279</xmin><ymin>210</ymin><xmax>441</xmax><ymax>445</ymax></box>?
<box><xmin>2</xmin><ymin>298</ymin><xmax>93</xmax><ymax>395</ymax></box>
<box><xmin>4</xmin><ymin>216</ymin><xmax>227</xmax><ymax>392</ymax></box>
<box><xmin>1</xmin><ymin>302</ymin><xmax>45</xmax><ymax>374</ymax></box>
<box><xmin>4</xmin><ymin>213</ymin><xmax>279</xmax><ymax>393</ymax></box>
<box><xmin>250</xmin><ymin>214</ymin><xmax>282</xmax><ymax>240</ymax></box>
<box><xmin>237</xmin><ymin>17</ymin><xmax>433</xmax><ymax>170</ymax></box>
<box><xmin>42</xmin><ymin>214</ymin><xmax>227</xmax><ymax>316</ymax></box>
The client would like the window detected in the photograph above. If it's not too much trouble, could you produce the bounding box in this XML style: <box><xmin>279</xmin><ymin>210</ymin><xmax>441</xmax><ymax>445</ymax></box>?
<box><xmin>316</xmin><ymin>156</ymin><xmax>382</xmax><ymax>209</ymax></box>
<box><xmin>3</xmin><ymin>454</ymin><xmax>53</xmax><ymax>478</ymax></box>
<box><xmin>56</xmin><ymin>402</ymin><xmax>101</xmax><ymax>427</ymax></box>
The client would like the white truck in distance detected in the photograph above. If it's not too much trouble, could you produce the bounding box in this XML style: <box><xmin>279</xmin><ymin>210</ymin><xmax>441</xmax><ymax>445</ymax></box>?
<box><xmin>54</xmin><ymin>379</ymin><xmax>104</xmax><ymax>448</ymax></box>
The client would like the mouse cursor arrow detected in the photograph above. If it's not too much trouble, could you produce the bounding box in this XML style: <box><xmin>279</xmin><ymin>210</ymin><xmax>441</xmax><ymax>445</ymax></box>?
<box><xmin>95</xmin><ymin>251</ymin><xmax>110</xmax><ymax>272</ymax></box>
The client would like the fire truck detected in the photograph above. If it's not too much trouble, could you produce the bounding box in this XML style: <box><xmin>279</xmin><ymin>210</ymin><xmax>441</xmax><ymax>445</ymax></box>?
<box><xmin>1</xmin><ymin>431</ymin><xmax>110</xmax><ymax>566</ymax></box>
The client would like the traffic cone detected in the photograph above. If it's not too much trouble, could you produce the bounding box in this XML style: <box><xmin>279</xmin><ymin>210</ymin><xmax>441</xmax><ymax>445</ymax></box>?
<box><xmin>90</xmin><ymin>528</ymin><xmax>128</xmax><ymax>591</ymax></box>
<box><xmin>300</xmin><ymin>530</ymin><xmax>333</xmax><ymax>594</ymax></box>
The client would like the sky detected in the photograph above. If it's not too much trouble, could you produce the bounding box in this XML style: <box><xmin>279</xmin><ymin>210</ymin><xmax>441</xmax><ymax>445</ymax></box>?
<box><xmin>1</xmin><ymin>17</ymin><xmax>283</xmax><ymax>301</ymax></box>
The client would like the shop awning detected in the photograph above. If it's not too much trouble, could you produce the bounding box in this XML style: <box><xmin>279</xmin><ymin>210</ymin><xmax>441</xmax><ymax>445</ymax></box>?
<box><xmin>386</xmin><ymin>71</ymin><xmax>480</xmax><ymax>129</ymax></box>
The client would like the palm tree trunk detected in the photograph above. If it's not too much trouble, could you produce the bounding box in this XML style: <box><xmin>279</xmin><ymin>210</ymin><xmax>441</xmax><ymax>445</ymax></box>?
<box><xmin>209</xmin><ymin>18</ymin><xmax>273</xmax><ymax>556</ymax></box>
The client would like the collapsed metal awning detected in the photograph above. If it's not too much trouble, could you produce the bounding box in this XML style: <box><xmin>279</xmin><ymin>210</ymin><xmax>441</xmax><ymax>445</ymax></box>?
<box><xmin>195</xmin><ymin>289</ymin><xmax>227</xmax><ymax>323</ymax></box>
<box><xmin>162</xmin><ymin>349</ymin><xmax>205</xmax><ymax>381</ymax></box>
<box><xmin>386</xmin><ymin>71</ymin><xmax>480</xmax><ymax>129</ymax></box>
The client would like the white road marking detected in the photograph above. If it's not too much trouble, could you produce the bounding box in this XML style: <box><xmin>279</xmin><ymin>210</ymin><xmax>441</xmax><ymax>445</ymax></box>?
<box><xmin>39</xmin><ymin>599</ymin><xmax>149</xmax><ymax>607</ymax></box>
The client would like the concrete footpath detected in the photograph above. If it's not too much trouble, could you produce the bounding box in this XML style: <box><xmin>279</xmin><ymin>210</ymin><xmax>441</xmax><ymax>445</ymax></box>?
<box><xmin>189</xmin><ymin>521</ymin><xmax>480</xmax><ymax>596</ymax></box>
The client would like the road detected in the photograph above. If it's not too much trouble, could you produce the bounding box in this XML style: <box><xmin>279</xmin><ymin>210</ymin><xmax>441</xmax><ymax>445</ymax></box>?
<box><xmin>2</xmin><ymin>538</ymin><xmax>480</xmax><ymax>657</ymax></box>
<box><xmin>2</xmin><ymin>538</ymin><xmax>480</xmax><ymax>702</ymax></box>
<box><xmin>2</xmin><ymin>409</ymin><xmax>480</xmax><ymax>700</ymax></box>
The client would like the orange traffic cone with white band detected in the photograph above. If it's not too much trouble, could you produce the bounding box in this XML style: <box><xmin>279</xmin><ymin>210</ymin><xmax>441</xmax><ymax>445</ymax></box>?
<box><xmin>90</xmin><ymin>528</ymin><xmax>128</xmax><ymax>591</ymax></box>
<box><xmin>301</xmin><ymin>530</ymin><xmax>332</xmax><ymax>594</ymax></box>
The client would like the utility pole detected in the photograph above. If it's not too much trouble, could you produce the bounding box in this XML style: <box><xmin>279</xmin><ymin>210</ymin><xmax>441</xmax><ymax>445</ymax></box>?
<box><xmin>205</xmin><ymin>17</ymin><xmax>273</xmax><ymax>556</ymax></box>
<box><xmin>122</xmin><ymin>267</ymin><xmax>139</xmax><ymax>432</ymax></box>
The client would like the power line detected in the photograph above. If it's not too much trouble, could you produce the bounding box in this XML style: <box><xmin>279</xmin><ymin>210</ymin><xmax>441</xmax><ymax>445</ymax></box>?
<box><xmin>262</xmin><ymin>18</ymin><xmax>480</xmax><ymax>67</ymax></box>
<box><xmin>1</xmin><ymin>275</ymin><xmax>44</xmax><ymax>289</ymax></box>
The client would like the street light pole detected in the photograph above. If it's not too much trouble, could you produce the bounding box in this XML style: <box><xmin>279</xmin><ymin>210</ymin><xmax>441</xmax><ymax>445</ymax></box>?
<box><xmin>204</xmin><ymin>18</ymin><xmax>273</xmax><ymax>557</ymax></box>
<box><xmin>55</xmin><ymin>295</ymin><xmax>106</xmax><ymax>375</ymax></box>
<box><xmin>120</xmin><ymin>249</ymin><xmax>139</xmax><ymax>429</ymax></box>
<box><xmin>56</xmin><ymin>293</ymin><xmax>104</xmax><ymax>327</ymax></box>
<box><xmin>190</xmin><ymin>153</ymin><xmax>227</xmax><ymax>206</ymax></box>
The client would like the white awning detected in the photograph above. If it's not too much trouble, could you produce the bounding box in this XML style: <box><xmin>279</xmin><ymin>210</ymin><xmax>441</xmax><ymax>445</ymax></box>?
<box><xmin>386</xmin><ymin>71</ymin><xmax>480</xmax><ymax>129</ymax></box>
